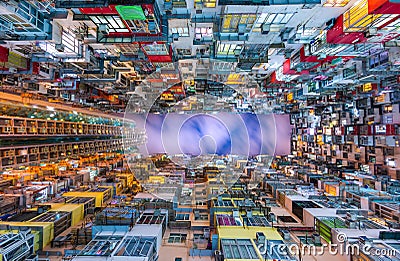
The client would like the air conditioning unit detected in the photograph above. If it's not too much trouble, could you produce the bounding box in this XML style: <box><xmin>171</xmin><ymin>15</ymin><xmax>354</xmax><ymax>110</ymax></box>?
<box><xmin>364</xmin><ymin>27</ymin><xmax>378</xmax><ymax>38</ymax></box>
<box><xmin>238</xmin><ymin>24</ymin><xmax>246</xmax><ymax>35</ymax></box>
<box><xmin>246</xmin><ymin>210</ymin><xmax>253</xmax><ymax>218</ymax></box>
<box><xmin>268</xmin><ymin>212</ymin><xmax>276</xmax><ymax>222</ymax></box>
<box><xmin>25</xmin><ymin>254</ymin><xmax>38</xmax><ymax>261</ymax></box>
<box><xmin>358</xmin><ymin>236</ymin><xmax>373</xmax><ymax>248</ymax></box>
<box><xmin>256</xmin><ymin>232</ymin><xmax>266</xmax><ymax>244</ymax></box>
<box><xmin>261</xmin><ymin>24</ymin><xmax>270</xmax><ymax>34</ymax></box>
<box><xmin>148</xmin><ymin>21</ymin><xmax>156</xmax><ymax>32</ymax></box>
<box><xmin>138</xmin><ymin>52</ymin><xmax>146</xmax><ymax>59</ymax></box>
<box><xmin>164</xmin><ymin>0</ymin><xmax>172</xmax><ymax>10</ymax></box>
<box><xmin>9</xmin><ymin>68</ymin><xmax>17</xmax><ymax>73</ymax></box>
<box><xmin>281</xmin><ymin>32</ymin><xmax>290</xmax><ymax>41</ymax></box>
<box><xmin>83</xmin><ymin>37</ymin><xmax>97</xmax><ymax>44</ymax></box>
<box><xmin>215</xmin><ymin>250</ymin><xmax>224</xmax><ymax>261</ymax></box>
<box><xmin>284</xmin><ymin>50</ymin><xmax>292</xmax><ymax>59</ymax></box>
<box><xmin>98</xmin><ymin>24</ymin><xmax>109</xmax><ymax>34</ymax></box>
<box><xmin>281</xmin><ymin>230</ymin><xmax>291</xmax><ymax>240</ymax></box>
<box><xmin>325</xmin><ymin>18</ymin><xmax>336</xmax><ymax>30</ymax></box>
<box><xmin>55</xmin><ymin>43</ymin><xmax>65</xmax><ymax>52</ymax></box>
<box><xmin>313</xmin><ymin>234</ymin><xmax>321</xmax><ymax>244</ymax></box>
<box><xmin>172</xmin><ymin>33</ymin><xmax>179</xmax><ymax>41</ymax></box>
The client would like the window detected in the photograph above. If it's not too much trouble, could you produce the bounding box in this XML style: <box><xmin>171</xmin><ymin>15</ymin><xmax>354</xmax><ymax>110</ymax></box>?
<box><xmin>323</xmin><ymin>0</ymin><xmax>350</xmax><ymax>7</ymax></box>
<box><xmin>195</xmin><ymin>0</ymin><xmax>216</xmax><ymax>8</ymax></box>
<box><xmin>341</xmin><ymin>0</ymin><xmax>393</xmax><ymax>32</ymax></box>
<box><xmin>117</xmin><ymin>43</ymin><xmax>140</xmax><ymax>55</ymax></box>
<box><xmin>253</xmin><ymin>13</ymin><xmax>294</xmax><ymax>32</ymax></box>
<box><xmin>195</xmin><ymin>27</ymin><xmax>213</xmax><ymax>40</ymax></box>
<box><xmin>62</xmin><ymin>29</ymin><xmax>80</xmax><ymax>54</ymax></box>
<box><xmin>384</xmin><ymin>115</ymin><xmax>393</xmax><ymax>124</ymax></box>
<box><xmin>194</xmin><ymin>212</ymin><xmax>208</xmax><ymax>220</ymax></box>
<box><xmin>168</xmin><ymin>233</ymin><xmax>187</xmax><ymax>243</ymax></box>
<box><xmin>216</xmin><ymin>43</ymin><xmax>242</xmax><ymax>56</ymax></box>
<box><xmin>383</xmin><ymin>18</ymin><xmax>400</xmax><ymax>32</ymax></box>
<box><xmin>0</xmin><ymin>13</ymin><xmax>42</xmax><ymax>33</ymax></box>
<box><xmin>221</xmin><ymin>239</ymin><xmax>259</xmax><ymax>259</ymax></box>
<box><xmin>172</xmin><ymin>0</ymin><xmax>187</xmax><ymax>7</ymax></box>
<box><xmin>194</xmin><ymin>234</ymin><xmax>205</xmax><ymax>240</ymax></box>
<box><xmin>143</xmin><ymin>43</ymin><xmax>169</xmax><ymax>55</ymax></box>
<box><xmin>384</xmin><ymin>105</ymin><xmax>393</xmax><ymax>113</ymax></box>
<box><xmin>172</xmin><ymin>0</ymin><xmax>187</xmax><ymax>8</ymax></box>
<box><xmin>221</xmin><ymin>14</ymin><xmax>256</xmax><ymax>33</ymax></box>
<box><xmin>241</xmin><ymin>44</ymin><xmax>268</xmax><ymax>57</ymax></box>
<box><xmin>16</xmin><ymin>1</ymin><xmax>45</xmax><ymax>31</ymax></box>
<box><xmin>370</xmin><ymin>14</ymin><xmax>398</xmax><ymax>29</ymax></box>
<box><xmin>176</xmin><ymin>49</ymin><xmax>191</xmax><ymax>56</ymax></box>
<box><xmin>195</xmin><ymin>200</ymin><xmax>207</xmax><ymax>206</ymax></box>
<box><xmin>175</xmin><ymin>213</ymin><xmax>190</xmax><ymax>220</ymax></box>
<box><xmin>368</xmin><ymin>156</ymin><xmax>376</xmax><ymax>163</ymax></box>
<box><xmin>171</xmin><ymin>27</ymin><xmax>189</xmax><ymax>37</ymax></box>
<box><xmin>296</xmin><ymin>27</ymin><xmax>318</xmax><ymax>37</ymax></box>
<box><xmin>89</xmin><ymin>15</ymin><xmax>130</xmax><ymax>33</ymax></box>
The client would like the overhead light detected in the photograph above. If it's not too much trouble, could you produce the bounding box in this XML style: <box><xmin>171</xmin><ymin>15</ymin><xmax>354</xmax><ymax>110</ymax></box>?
<box><xmin>47</xmin><ymin>106</ymin><xmax>55</xmax><ymax>111</ymax></box>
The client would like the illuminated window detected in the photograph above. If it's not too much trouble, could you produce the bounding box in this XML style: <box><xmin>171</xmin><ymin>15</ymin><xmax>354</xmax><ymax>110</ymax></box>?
<box><xmin>195</xmin><ymin>0</ymin><xmax>216</xmax><ymax>8</ymax></box>
<box><xmin>323</xmin><ymin>0</ymin><xmax>350</xmax><ymax>7</ymax></box>
<box><xmin>216</xmin><ymin>43</ymin><xmax>242</xmax><ymax>56</ymax></box>
<box><xmin>172</xmin><ymin>0</ymin><xmax>187</xmax><ymax>7</ymax></box>
<box><xmin>221</xmin><ymin>14</ymin><xmax>256</xmax><ymax>33</ymax></box>
<box><xmin>90</xmin><ymin>15</ymin><xmax>130</xmax><ymax>33</ymax></box>
<box><xmin>384</xmin><ymin>105</ymin><xmax>393</xmax><ymax>113</ymax></box>
<box><xmin>341</xmin><ymin>0</ymin><xmax>396</xmax><ymax>32</ymax></box>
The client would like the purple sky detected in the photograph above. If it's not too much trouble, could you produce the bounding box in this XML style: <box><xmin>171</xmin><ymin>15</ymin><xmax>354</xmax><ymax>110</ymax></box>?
<box><xmin>127</xmin><ymin>113</ymin><xmax>292</xmax><ymax>156</ymax></box>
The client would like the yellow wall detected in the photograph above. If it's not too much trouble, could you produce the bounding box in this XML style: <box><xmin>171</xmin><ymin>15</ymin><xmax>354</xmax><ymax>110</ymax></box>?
<box><xmin>0</xmin><ymin>229</ymin><xmax>39</xmax><ymax>251</ymax></box>
<box><xmin>217</xmin><ymin>226</ymin><xmax>283</xmax><ymax>261</ymax></box>
<box><xmin>99</xmin><ymin>186</ymin><xmax>113</xmax><ymax>198</ymax></box>
<box><xmin>217</xmin><ymin>226</ymin><xmax>282</xmax><ymax>241</ymax></box>
<box><xmin>149</xmin><ymin>176</ymin><xmax>165</xmax><ymax>183</ymax></box>
<box><xmin>50</xmin><ymin>204</ymin><xmax>84</xmax><ymax>226</ymax></box>
<box><xmin>0</xmin><ymin>222</ymin><xmax>54</xmax><ymax>248</ymax></box>
<box><xmin>62</xmin><ymin>191</ymin><xmax>103</xmax><ymax>207</ymax></box>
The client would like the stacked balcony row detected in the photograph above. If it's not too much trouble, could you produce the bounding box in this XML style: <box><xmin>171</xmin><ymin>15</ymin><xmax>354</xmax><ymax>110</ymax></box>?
<box><xmin>0</xmin><ymin>116</ymin><xmax>127</xmax><ymax>137</ymax></box>
<box><xmin>0</xmin><ymin>139</ymin><xmax>133</xmax><ymax>168</ymax></box>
